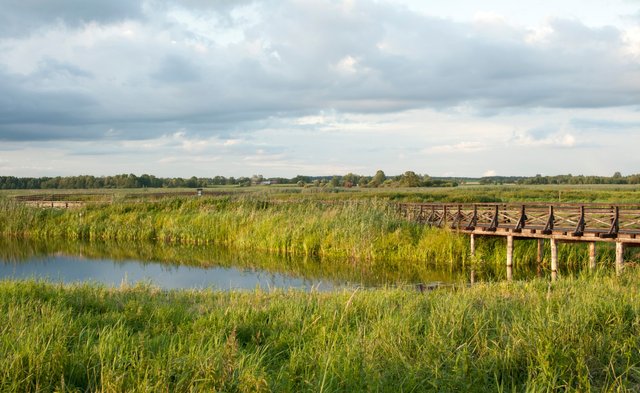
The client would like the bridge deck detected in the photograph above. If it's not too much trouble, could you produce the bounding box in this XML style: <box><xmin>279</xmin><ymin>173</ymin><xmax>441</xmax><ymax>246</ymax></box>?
<box><xmin>398</xmin><ymin>202</ymin><xmax>639</xmax><ymax>279</ymax></box>
<box><xmin>397</xmin><ymin>202</ymin><xmax>640</xmax><ymax>244</ymax></box>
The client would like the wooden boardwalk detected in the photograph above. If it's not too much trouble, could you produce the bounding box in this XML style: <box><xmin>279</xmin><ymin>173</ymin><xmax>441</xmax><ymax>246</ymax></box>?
<box><xmin>398</xmin><ymin>202</ymin><xmax>640</xmax><ymax>280</ymax></box>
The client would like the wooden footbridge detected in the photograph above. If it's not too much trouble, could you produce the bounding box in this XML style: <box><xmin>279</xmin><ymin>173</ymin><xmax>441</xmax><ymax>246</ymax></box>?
<box><xmin>398</xmin><ymin>202</ymin><xmax>640</xmax><ymax>280</ymax></box>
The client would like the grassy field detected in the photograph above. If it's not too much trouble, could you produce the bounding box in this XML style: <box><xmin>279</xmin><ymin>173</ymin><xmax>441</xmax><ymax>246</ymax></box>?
<box><xmin>4</xmin><ymin>183</ymin><xmax>640</xmax><ymax>203</ymax></box>
<box><xmin>2</xmin><ymin>273</ymin><xmax>640</xmax><ymax>392</ymax></box>
<box><xmin>1</xmin><ymin>186</ymin><xmax>640</xmax><ymax>391</ymax></box>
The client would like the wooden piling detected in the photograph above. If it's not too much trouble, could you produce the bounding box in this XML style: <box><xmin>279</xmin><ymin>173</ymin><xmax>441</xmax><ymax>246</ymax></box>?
<box><xmin>550</xmin><ymin>238</ymin><xmax>558</xmax><ymax>281</ymax></box>
<box><xmin>616</xmin><ymin>242</ymin><xmax>625</xmax><ymax>276</ymax></box>
<box><xmin>588</xmin><ymin>242</ymin><xmax>596</xmax><ymax>270</ymax></box>
<box><xmin>506</xmin><ymin>235</ymin><xmax>514</xmax><ymax>281</ymax></box>
<box><xmin>536</xmin><ymin>239</ymin><xmax>543</xmax><ymax>277</ymax></box>
<box><xmin>470</xmin><ymin>233</ymin><xmax>476</xmax><ymax>258</ymax></box>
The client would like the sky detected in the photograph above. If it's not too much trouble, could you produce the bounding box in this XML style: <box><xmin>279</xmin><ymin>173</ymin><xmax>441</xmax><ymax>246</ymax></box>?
<box><xmin>0</xmin><ymin>0</ymin><xmax>639</xmax><ymax>178</ymax></box>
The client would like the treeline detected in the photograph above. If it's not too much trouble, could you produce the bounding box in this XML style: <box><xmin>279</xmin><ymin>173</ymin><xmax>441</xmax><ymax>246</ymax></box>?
<box><xmin>0</xmin><ymin>171</ymin><xmax>458</xmax><ymax>190</ymax></box>
<box><xmin>3</xmin><ymin>171</ymin><xmax>638</xmax><ymax>190</ymax></box>
<box><xmin>0</xmin><ymin>174</ymin><xmax>236</xmax><ymax>189</ymax></box>
<box><xmin>480</xmin><ymin>172</ymin><xmax>640</xmax><ymax>185</ymax></box>
<box><xmin>291</xmin><ymin>171</ymin><xmax>458</xmax><ymax>188</ymax></box>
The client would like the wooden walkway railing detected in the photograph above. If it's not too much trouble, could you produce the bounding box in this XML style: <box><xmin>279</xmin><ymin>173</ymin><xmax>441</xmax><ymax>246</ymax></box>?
<box><xmin>397</xmin><ymin>202</ymin><xmax>640</xmax><ymax>279</ymax></box>
<box><xmin>397</xmin><ymin>202</ymin><xmax>640</xmax><ymax>241</ymax></box>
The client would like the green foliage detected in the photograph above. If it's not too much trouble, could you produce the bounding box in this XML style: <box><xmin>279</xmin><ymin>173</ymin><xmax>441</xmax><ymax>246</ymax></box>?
<box><xmin>0</xmin><ymin>195</ymin><xmax>633</xmax><ymax>280</ymax></box>
<box><xmin>0</xmin><ymin>198</ymin><xmax>452</xmax><ymax>262</ymax></box>
<box><xmin>2</xmin><ymin>274</ymin><xmax>640</xmax><ymax>391</ymax></box>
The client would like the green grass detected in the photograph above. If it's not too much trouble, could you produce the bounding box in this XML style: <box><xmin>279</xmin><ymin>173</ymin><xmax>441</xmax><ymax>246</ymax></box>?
<box><xmin>0</xmin><ymin>197</ymin><xmax>468</xmax><ymax>262</ymax></box>
<box><xmin>0</xmin><ymin>195</ymin><xmax>634</xmax><ymax>281</ymax></box>
<box><xmin>2</xmin><ymin>273</ymin><xmax>640</xmax><ymax>392</ymax></box>
<box><xmin>4</xmin><ymin>183</ymin><xmax>640</xmax><ymax>203</ymax></box>
<box><xmin>0</xmin><ymin>237</ymin><xmax>466</xmax><ymax>287</ymax></box>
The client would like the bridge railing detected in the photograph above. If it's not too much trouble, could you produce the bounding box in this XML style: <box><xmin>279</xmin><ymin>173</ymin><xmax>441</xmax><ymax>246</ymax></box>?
<box><xmin>397</xmin><ymin>203</ymin><xmax>640</xmax><ymax>237</ymax></box>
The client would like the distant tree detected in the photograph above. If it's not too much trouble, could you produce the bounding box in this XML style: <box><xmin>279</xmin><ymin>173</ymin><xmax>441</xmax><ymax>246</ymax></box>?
<box><xmin>369</xmin><ymin>170</ymin><xmax>386</xmax><ymax>187</ymax></box>
<box><xmin>400</xmin><ymin>171</ymin><xmax>421</xmax><ymax>187</ymax></box>
<box><xmin>342</xmin><ymin>173</ymin><xmax>359</xmax><ymax>188</ymax></box>
<box><xmin>251</xmin><ymin>174</ymin><xmax>264</xmax><ymax>185</ymax></box>
<box><xmin>237</xmin><ymin>177</ymin><xmax>251</xmax><ymax>187</ymax></box>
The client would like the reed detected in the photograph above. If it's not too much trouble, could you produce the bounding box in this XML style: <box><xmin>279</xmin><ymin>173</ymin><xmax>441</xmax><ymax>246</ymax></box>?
<box><xmin>1</xmin><ymin>273</ymin><xmax>640</xmax><ymax>392</ymax></box>
<box><xmin>0</xmin><ymin>196</ymin><xmax>631</xmax><ymax>279</ymax></box>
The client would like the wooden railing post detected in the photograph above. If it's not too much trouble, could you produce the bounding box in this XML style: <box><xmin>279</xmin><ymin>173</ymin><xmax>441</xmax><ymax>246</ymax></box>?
<box><xmin>572</xmin><ymin>205</ymin><xmax>586</xmax><ymax>236</ymax></box>
<box><xmin>542</xmin><ymin>206</ymin><xmax>554</xmax><ymax>235</ymax></box>
<box><xmin>487</xmin><ymin>205</ymin><xmax>499</xmax><ymax>232</ymax></box>
<box><xmin>514</xmin><ymin>205</ymin><xmax>527</xmax><ymax>232</ymax></box>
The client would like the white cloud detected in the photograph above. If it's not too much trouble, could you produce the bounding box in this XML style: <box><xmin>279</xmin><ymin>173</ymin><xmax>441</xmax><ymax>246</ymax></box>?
<box><xmin>333</xmin><ymin>55</ymin><xmax>358</xmax><ymax>74</ymax></box>
<box><xmin>424</xmin><ymin>142</ymin><xmax>488</xmax><ymax>154</ymax></box>
<box><xmin>622</xmin><ymin>27</ymin><xmax>640</xmax><ymax>58</ymax></box>
<box><xmin>511</xmin><ymin>130</ymin><xmax>577</xmax><ymax>147</ymax></box>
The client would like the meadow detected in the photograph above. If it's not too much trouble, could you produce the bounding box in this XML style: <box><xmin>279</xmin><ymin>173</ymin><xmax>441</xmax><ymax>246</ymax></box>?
<box><xmin>1</xmin><ymin>185</ymin><xmax>640</xmax><ymax>391</ymax></box>
<box><xmin>2</xmin><ymin>273</ymin><xmax>640</xmax><ymax>392</ymax></box>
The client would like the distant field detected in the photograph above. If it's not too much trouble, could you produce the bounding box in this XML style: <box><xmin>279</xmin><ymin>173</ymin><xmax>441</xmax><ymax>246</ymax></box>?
<box><xmin>2</xmin><ymin>183</ymin><xmax>640</xmax><ymax>203</ymax></box>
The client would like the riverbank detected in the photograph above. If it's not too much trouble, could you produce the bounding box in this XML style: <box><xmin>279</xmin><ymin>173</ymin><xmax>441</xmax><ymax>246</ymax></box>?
<box><xmin>0</xmin><ymin>197</ymin><xmax>470</xmax><ymax>262</ymax></box>
<box><xmin>0</xmin><ymin>197</ymin><xmax>627</xmax><ymax>277</ymax></box>
<box><xmin>1</xmin><ymin>274</ymin><xmax>639</xmax><ymax>391</ymax></box>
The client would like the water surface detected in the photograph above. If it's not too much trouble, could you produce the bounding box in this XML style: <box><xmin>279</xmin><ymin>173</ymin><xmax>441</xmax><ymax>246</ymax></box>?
<box><xmin>0</xmin><ymin>253</ymin><xmax>340</xmax><ymax>291</ymax></box>
<box><xmin>0</xmin><ymin>239</ymin><xmax>462</xmax><ymax>290</ymax></box>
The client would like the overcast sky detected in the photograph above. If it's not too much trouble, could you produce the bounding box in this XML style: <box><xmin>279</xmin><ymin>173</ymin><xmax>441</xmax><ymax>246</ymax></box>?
<box><xmin>1</xmin><ymin>0</ymin><xmax>639</xmax><ymax>178</ymax></box>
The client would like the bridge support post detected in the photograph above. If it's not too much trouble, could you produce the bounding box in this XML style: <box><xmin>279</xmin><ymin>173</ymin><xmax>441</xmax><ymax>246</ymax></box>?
<box><xmin>550</xmin><ymin>238</ymin><xmax>558</xmax><ymax>281</ymax></box>
<box><xmin>588</xmin><ymin>242</ymin><xmax>596</xmax><ymax>271</ymax></box>
<box><xmin>536</xmin><ymin>239</ymin><xmax>544</xmax><ymax>277</ymax></box>
<box><xmin>470</xmin><ymin>234</ymin><xmax>476</xmax><ymax>285</ymax></box>
<box><xmin>470</xmin><ymin>234</ymin><xmax>476</xmax><ymax>257</ymax></box>
<box><xmin>506</xmin><ymin>235</ymin><xmax>514</xmax><ymax>281</ymax></box>
<box><xmin>616</xmin><ymin>242</ymin><xmax>625</xmax><ymax>276</ymax></box>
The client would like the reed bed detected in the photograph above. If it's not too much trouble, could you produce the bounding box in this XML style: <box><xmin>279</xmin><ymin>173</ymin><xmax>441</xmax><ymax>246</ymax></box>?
<box><xmin>0</xmin><ymin>196</ymin><xmax>630</xmax><ymax>279</ymax></box>
<box><xmin>1</xmin><ymin>273</ymin><xmax>639</xmax><ymax>392</ymax></box>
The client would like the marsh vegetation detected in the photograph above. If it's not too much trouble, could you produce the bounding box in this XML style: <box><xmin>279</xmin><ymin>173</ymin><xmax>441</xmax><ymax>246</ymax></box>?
<box><xmin>1</xmin><ymin>186</ymin><xmax>640</xmax><ymax>391</ymax></box>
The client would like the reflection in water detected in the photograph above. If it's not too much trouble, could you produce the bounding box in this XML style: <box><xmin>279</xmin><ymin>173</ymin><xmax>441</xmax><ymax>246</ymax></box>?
<box><xmin>0</xmin><ymin>238</ymin><xmax>468</xmax><ymax>290</ymax></box>
<box><xmin>0</xmin><ymin>254</ymin><xmax>338</xmax><ymax>291</ymax></box>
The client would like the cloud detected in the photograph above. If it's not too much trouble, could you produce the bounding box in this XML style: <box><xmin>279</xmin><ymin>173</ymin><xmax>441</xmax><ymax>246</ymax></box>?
<box><xmin>424</xmin><ymin>142</ymin><xmax>488</xmax><ymax>154</ymax></box>
<box><xmin>0</xmin><ymin>0</ymin><xmax>639</xmax><ymax>180</ymax></box>
<box><xmin>1</xmin><ymin>1</ymin><xmax>639</xmax><ymax>144</ymax></box>
<box><xmin>0</xmin><ymin>0</ymin><xmax>144</xmax><ymax>37</ymax></box>
<box><xmin>570</xmin><ymin>118</ymin><xmax>640</xmax><ymax>131</ymax></box>
<box><xmin>151</xmin><ymin>55</ymin><xmax>202</xmax><ymax>83</ymax></box>
<box><xmin>510</xmin><ymin>127</ymin><xmax>577</xmax><ymax>148</ymax></box>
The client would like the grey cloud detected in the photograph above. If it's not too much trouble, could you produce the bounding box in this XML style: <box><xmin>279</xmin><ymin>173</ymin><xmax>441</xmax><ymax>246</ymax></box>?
<box><xmin>35</xmin><ymin>58</ymin><xmax>94</xmax><ymax>79</ymax></box>
<box><xmin>1</xmin><ymin>0</ymin><xmax>639</xmax><ymax>142</ymax></box>
<box><xmin>571</xmin><ymin>118</ymin><xmax>640</xmax><ymax>131</ymax></box>
<box><xmin>152</xmin><ymin>55</ymin><xmax>201</xmax><ymax>83</ymax></box>
<box><xmin>0</xmin><ymin>0</ymin><xmax>144</xmax><ymax>37</ymax></box>
<box><xmin>525</xmin><ymin>126</ymin><xmax>558</xmax><ymax>140</ymax></box>
<box><xmin>0</xmin><ymin>69</ymin><xmax>96</xmax><ymax>126</ymax></box>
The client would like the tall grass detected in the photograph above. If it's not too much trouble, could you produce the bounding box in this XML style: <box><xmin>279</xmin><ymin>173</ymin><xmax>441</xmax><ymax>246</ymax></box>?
<box><xmin>0</xmin><ymin>197</ymin><xmax>467</xmax><ymax>261</ymax></box>
<box><xmin>0</xmin><ymin>237</ymin><xmax>467</xmax><ymax>286</ymax></box>
<box><xmin>1</xmin><ymin>273</ymin><xmax>640</xmax><ymax>391</ymax></box>
<box><xmin>0</xmin><ymin>196</ymin><xmax>632</xmax><ymax>280</ymax></box>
